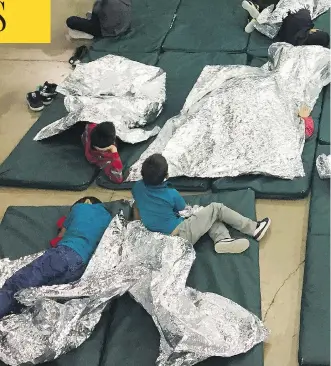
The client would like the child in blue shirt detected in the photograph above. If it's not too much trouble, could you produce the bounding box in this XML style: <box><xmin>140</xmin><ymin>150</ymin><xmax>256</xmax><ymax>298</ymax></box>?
<box><xmin>0</xmin><ymin>197</ymin><xmax>111</xmax><ymax>319</ymax></box>
<box><xmin>132</xmin><ymin>154</ymin><xmax>271</xmax><ymax>254</ymax></box>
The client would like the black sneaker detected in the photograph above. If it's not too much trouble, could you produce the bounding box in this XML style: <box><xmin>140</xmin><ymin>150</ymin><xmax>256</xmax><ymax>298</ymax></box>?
<box><xmin>39</xmin><ymin>81</ymin><xmax>57</xmax><ymax>98</ymax></box>
<box><xmin>41</xmin><ymin>94</ymin><xmax>54</xmax><ymax>106</ymax></box>
<box><xmin>26</xmin><ymin>91</ymin><xmax>44</xmax><ymax>111</ymax></box>
<box><xmin>253</xmin><ymin>218</ymin><xmax>271</xmax><ymax>241</ymax></box>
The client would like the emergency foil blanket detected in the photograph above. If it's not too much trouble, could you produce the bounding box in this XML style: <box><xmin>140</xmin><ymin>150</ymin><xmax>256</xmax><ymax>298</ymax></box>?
<box><xmin>33</xmin><ymin>55</ymin><xmax>166</xmax><ymax>144</ymax></box>
<box><xmin>0</xmin><ymin>215</ymin><xmax>269</xmax><ymax>366</ymax></box>
<box><xmin>316</xmin><ymin>154</ymin><xmax>331</xmax><ymax>179</ymax></box>
<box><xmin>126</xmin><ymin>43</ymin><xmax>330</xmax><ymax>182</ymax></box>
<box><xmin>254</xmin><ymin>0</ymin><xmax>330</xmax><ymax>39</ymax></box>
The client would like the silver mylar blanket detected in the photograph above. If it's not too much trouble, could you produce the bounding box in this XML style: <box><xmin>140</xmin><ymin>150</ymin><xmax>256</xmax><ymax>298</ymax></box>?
<box><xmin>126</xmin><ymin>43</ymin><xmax>330</xmax><ymax>182</ymax></box>
<box><xmin>0</xmin><ymin>214</ymin><xmax>269</xmax><ymax>366</ymax></box>
<box><xmin>33</xmin><ymin>55</ymin><xmax>166</xmax><ymax>144</ymax></box>
<box><xmin>316</xmin><ymin>154</ymin><xmax>331</xmax><ymax>179</ymax></box>
<box><xmin>254</xmin><ymin>0</ymin><xmax>330</xmax><ymax>39</ymax></box>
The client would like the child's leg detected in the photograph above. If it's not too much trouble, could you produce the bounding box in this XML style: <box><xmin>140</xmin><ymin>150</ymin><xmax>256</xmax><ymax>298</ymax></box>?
<box><xmin>0</xmin><ymin>246</ymin><xmax>85</xmax><ymax>318</ymax></box>
<box><xmin>177</xmin><ymin>202</ymin><xmax>257</xmax><ymax>245</ymax></box>
<box><xmin>66</xmin><ymin>14</ymin><xmax>101</xmax><ymax>37</ymax></box>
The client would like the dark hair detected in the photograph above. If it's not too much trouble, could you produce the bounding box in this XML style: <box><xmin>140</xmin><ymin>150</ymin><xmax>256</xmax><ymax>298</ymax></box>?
<box><xmin>73</xmin><ymin>196</ymin><xmax>102</xmax><ymax>206</ymax></box>
<box><xmin>90</xmin><ymin>122</ymin><xmax>116</xmax><ymax>149</ymax></box>
<box><xmin>304</xmin><ymin>30</ymin><xmax>330</xmax><ymax>48</ymax></box>
<box><xmin>141</xmin><ymin>154</ymin><xmax>168</xmax><ymax>186</ymax></box>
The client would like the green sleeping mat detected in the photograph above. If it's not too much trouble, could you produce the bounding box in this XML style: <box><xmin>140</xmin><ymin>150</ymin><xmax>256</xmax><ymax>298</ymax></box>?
<box><xmin>97</xmin><ymin>52</ymin><xmax>248</xmax><ymax>192</ymax></box>
<box><xmin>92</xmin><ymin>190</ymin><xmax>264</xmax><ymax>366</ymax></box>
<box><xmin>212</xmin><ymin>57</ymin><xmax>323</xmax><ymax>199</ymax></box>
<box><xmin>319</xmin><ymin>85</ymin><xmax>330</xmax><ymax>145</ymax></box>
<box><xmin>0</xmin><ymin>53</ymin><xmax>158</xmax><ymax>191</ymax></box>
<box><xmin>299</xmin><ymin>145</ymin><xmax>330</xmax><ymax>366</ymax></box>
<box><xmin>162</xmin><ymin>0</ymin><xmax>249</xmax><ymax>52</ymax></box>
<box><xmin>88</xmin><ymin>0</ymin><xmax>181</xmax><ymax>53</ymax></box>
<box><xmin>247</xmin><ymin>10</ymin><xmax>331</xmax><ymax>57</ymax></box>
<box><xmin>308</xmin><ymin>144</ymin><xmax>330</xmax><ymax>236</ymax></box>
<box><xmin>0</xmin><ymin>190</ymin><xmax>263</xmax><ymax>366</ymax></box>
<box><xmin>0</xmin><ymin>97</ymin><xmax>98</xmax><ymax>191</ymax></box>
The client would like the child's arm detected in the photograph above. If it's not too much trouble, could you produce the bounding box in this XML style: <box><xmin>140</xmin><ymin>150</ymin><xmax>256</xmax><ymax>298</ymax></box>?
<box><xmin>103</xmin><ymin>146</ymin><xmax>124</xmax><ymax>184</ymax></box>
<box><xmin>133</xmin><ymin>203</ymin><xmax>141</xmax><ymax>220</ymax></box>
<box><xmin>173</xmin><ymin>190</ymin><xmax>187</xmax><ymax>213</ymax></box>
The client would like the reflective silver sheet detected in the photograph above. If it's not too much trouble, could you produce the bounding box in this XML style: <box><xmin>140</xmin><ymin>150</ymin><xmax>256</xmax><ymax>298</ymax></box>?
<box><xmin>34</xmin><ymin>55</ymin><xmax>166</xmax><ymax>144</ymax></box>
<box><xmin>0</xmin><ymin>214</ymin><xmax>269</xmax><ymax>366</ymax></box>
<box><xmin>255</xmin><ymin>0</ymin><xmax>330</xmax><ymax>39</ymax></box>
<box><xmin>126</xmin><ymin>43</ymin><xmax>330</xmax><ymax>182</ymax></box>
<box><xmin>316</xmin><ymin>154</ymin><xmax>331</xmax><ymax>179</ymax></box>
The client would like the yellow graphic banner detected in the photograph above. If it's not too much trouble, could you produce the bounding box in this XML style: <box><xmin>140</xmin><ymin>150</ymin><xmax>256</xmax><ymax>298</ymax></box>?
<box><xmin>0</xmin><ymin>0</ymin><xmax>51</xmax><ymax>43</ymax></box>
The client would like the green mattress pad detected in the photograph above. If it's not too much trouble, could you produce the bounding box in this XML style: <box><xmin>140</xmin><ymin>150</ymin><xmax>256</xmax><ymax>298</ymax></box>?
<box><xmin>318</xmin><ymin>85</ymin><xmax>330</xmax><ymax>145</ymax></box>
<box><xmin>162</xmin><ymin>0</ymin><xmax>249</xmax><ymax>52</ymax></box>
<box><xmin>299</xmin><ymin>235</ymin><xmax>330</xmax><ymax>366</ymax></box>
<box><xmin>0</xmin><ymin>190</ymin><xmax>263</xmax><ymax>366</ymax></box>
<box><xmin>89</xmin><ymin>0</ymin><xmax>181</xmax><ymax>53</ymax></box>
<box><xmin>0</xmin><ymin>97</ymin><xmax>98</xmax><ymax>191</ymax></box>
<box><xmin>83</xmin><ymin>50</ymin><xmax>159</xmax><ymax>65</ymax></box>
<box><xmin>101</xmin><ymin>190</ymin><xmax>263</xmax><ymax>366</ymax></box>
<box><xmin>212</xmin><ymin>57</ymin><xmax>323</xmax><ymax>199</ymax></box>
<box><xmin>247</xmin><ymin>10</ymin><xmax>331</xmax><ymax>57</ymax></box>
<box><xmin>308</xmin><ymin>144</ymin><xmax>330</xmax><ymax>236</ymax></box>
<box><xmin>96</xmin><ymin>52</ymin><xmax>247</xmax><ymax>191</ymax></box>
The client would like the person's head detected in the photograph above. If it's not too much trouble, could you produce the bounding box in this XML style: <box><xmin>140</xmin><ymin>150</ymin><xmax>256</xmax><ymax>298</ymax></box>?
<box><xmin>141</xmin><ymin>154</ymin><xmax>168</xmax><ymax>186</ymax></box>
<box><xmin>304</xmin><ymin>29</ymin><xmax>330</xmax><ymax>48</ymax></box>
<box><xmin>90</xmin><ymin>122</ymin><xmax>116</xmax><ymax>150</ymax></box>
<box><xmin>72</xmin><ymin>196</ymin><xmax>102</xmax><ymax>207</ymax></box>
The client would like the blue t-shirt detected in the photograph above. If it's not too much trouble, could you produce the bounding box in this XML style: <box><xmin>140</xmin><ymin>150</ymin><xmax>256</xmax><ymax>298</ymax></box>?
<box><xmin>132</xmin><ymin>180</ymin><xmax>186</xmax><ymax>234</ymax></box>
<box><xmin>59</xmin><ymin>203</ymin><xmax>112</xmax><ymax>264</ymax></box>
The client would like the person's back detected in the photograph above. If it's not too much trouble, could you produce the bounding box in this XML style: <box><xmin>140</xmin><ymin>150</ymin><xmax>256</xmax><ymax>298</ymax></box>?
<box><xmin>132</xmin><ymin>154</ymin><xmax>186</xmax><ymax>234</ymax></box>
<box><xmin>60</xmin><ymin>202</ymin><xmax>111</xmax><ymax>263</ymax></box>
<box><xmin>94</xmin><ymin>0</ymin><xmax>132</xmax><ymax>37</ymax></box>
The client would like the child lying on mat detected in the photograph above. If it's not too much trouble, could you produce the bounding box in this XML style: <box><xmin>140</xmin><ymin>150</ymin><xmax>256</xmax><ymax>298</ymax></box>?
<box><xmin>0</xmin><ymin>196</ymin><xmax>111</xmax><ymax>319</ymax></box>
<box><xmin>132</xmin><ymin>154</ymin><xmax>271</xmax><ymax>254</ymax></box>
<box><xmin>66</xmin><ymin>0</ymin><xmax>131</xmax><ymax>40</ymax></box>
<box><xmin>82</xmin><ymin>122</ymin><xmax>124</xmax><ymax>184</ymax></box>
<box><xmin>242</xmin><ymin>1</ymin><xmax>330</xmax><ymax>47</ymax></box>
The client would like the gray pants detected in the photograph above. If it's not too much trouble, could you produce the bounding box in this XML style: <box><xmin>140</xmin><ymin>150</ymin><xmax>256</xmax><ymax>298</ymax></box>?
<box><xmin>176</xmin><ymin>203</ymin><xmax>257</xmax><ymax>245</ymax></box>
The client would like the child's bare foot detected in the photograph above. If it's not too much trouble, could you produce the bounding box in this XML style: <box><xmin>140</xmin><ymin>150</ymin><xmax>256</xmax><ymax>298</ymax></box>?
<box><xmin>298</xmin><ymin>105</ymin><xmax>311</xmax><ymax>118</ymax></box>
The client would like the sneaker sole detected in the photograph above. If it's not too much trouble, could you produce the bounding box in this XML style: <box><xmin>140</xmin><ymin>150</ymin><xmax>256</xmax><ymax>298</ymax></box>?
<box><xmin>42</xmin><ymin>99</ymin><xmax>53</xmax><ymax>106</ymax></box>
<box><xmin>245</xmin><ymin>19</ymin><xmax>257</xmax><ymax>33</ymax></box>
<box><xmin>255</xmin><ymin>219</ymin><xmax>271</xmax><ymax>241</ymax></box>
<box><xmin>242</xmin><ymin>1</ymin><xmax>260</xmax><ymax>19</ymax></box>
<box><xmin>27</xmin><ymin>100</ymin><xmax>44</xmax><ymax>112</ymax></box>
<box><xmin>214</xmin><ymin>239</ymin><xmax>250</xmax><ymax>254</ymax></box>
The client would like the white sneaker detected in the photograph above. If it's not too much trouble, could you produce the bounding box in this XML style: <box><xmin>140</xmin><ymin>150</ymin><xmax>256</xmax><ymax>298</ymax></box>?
<box><xmin>68</xmin><ymin>28</ymin><xmax>94</xmax><ymax>40</ymax></box>
<box><xmin>242</xmin><ymin>1</ymin><xmax>260</xmax><ymax>19</ymax></box>
<box><xmin>214</xmin><ymin>238</ymin><xmax>250</xmax><ymax>254</ymax></box>
<box><xmin>245</xmin><ymin>18</ymin><xmax>257</xmax><ymax>33</ymax></box>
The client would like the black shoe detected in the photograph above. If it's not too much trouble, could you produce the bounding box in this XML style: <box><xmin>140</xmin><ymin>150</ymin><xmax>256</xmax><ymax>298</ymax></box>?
<box><xmin>39</xmin><ymin>81</ymin><xmax>57</xmax><ymax>98</ymax></box>
<box><xmin>69</xmin><ymin>45</ymin><xmax>89</xmax><ymax>67</ymax></box>
<box><xmin>253</xmin><ymin>218</ymin><xmax>271</xmax><ymax>241</ymax></box>
<box><xmin>26</xmin><ymin>91</ymin><xmax>44</xmax><ymax>111</ymax></box>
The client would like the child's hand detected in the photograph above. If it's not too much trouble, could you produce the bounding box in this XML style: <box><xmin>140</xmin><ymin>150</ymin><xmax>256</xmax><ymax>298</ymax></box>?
<box><xmin>109</xmin><ymin>145</ymin><xmax>118</xmax><ymax>153</ymax></box>
<box><xmin>298</xmin><ymin>105</ymin><xmax>311</xmax><ymax>118</ymax></box>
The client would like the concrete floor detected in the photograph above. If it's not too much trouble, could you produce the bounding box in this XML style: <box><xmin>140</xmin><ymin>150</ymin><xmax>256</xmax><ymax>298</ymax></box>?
<box><xmin>0</xmin><ymin>1</ymin><xmax>309</xmax><ymax>365</ymax></box>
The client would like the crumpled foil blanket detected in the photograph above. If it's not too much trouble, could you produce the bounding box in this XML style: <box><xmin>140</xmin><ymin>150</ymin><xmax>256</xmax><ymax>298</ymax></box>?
<box><xmin>126</xmin><ymin>43</ymin><xmax>330</xmax><ymax>182</ymax></box>
<box><xmin>0</xmin><ymin>215</ymin><xmax>269</xmax><ymax>366</ymax></box>
<box><xmin>316</xmin><ymin>154</ymin><xmax>331</xmax><ymax>179</ymax></box>
<box><xmin>33</xmin><ymin>55</ymin><xmax>166</xmax><ymax>144</ymax></box>
<box><xmin>254</xmin><ymin>0</ymin><xmax>330</xmax><ymax>39</ymax></box>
